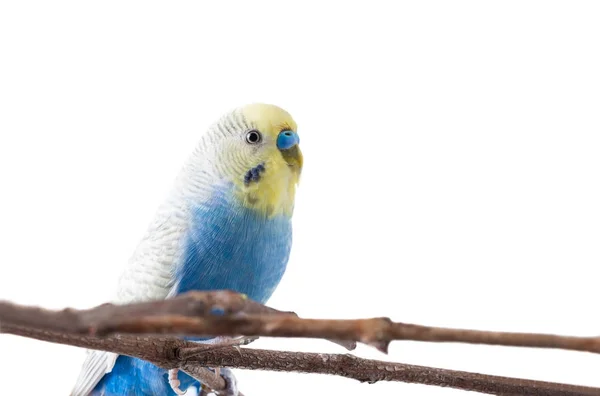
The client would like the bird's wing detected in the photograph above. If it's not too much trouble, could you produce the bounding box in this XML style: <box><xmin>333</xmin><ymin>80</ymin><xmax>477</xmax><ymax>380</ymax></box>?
<box><xmin>71</xmin><ymin>205</ymin><xmax>190</xmax><ymax>395</ymax></box>
<box><xmin>70</xmin><ymin>350</ymin><xmax>119</xmax><ymax>396</ymax></box>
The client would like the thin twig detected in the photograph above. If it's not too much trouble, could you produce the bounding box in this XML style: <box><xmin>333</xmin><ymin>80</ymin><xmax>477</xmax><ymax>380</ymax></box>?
<box><xmin>182</xmin><ymin>347</ymin><xmax>600</xmax><ymax>396</ymax></box>
<box><xmin>99</xmin><ymin>314</ymin><xmax>600</xmax><ymax>354</ymax></box>
<box><xmin>2</xmin><ymin>291</ymin><xmax>600</xmax><ymax>395</ymax></box>
<box><xmin>2</xmin><ymin>325</ymin><xmax>599</xmax><ymax>395</ymax></box>
<box><xmin>0</xmin><ymin>291</ymin><xmax>356</xmax><ymax>351</ymax></box>
<box><xmin>4</xmin><ymin>291</ymin><xmax>596</xmax><ymax>354</ymax></box>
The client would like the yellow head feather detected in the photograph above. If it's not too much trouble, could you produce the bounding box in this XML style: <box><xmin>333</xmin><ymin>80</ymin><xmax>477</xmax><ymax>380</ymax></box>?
<box><xmin>232</xmin><ymin>103</ymin><xmax>303</xmax><ymax>218</ymax></box>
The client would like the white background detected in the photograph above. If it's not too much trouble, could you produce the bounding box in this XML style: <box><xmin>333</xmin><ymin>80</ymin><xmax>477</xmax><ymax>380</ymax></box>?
<box><xmin>1</xmin><ymin>1</ymin><xmax>599</xmax><ymax>395</ymax></box>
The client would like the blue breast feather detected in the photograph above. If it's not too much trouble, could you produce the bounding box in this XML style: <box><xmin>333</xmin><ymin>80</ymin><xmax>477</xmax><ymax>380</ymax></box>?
<box><xmin>92</xmin><ymin>185</ymin><xmax>293</xmax><ymax>395</ymax></box>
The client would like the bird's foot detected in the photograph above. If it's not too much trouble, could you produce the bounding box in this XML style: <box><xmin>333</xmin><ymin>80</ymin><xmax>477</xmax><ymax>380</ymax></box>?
<box><xmin>214</xmin><ymin>368</ymin><xmax>238</xmax><ymax>396</ymax></box>
<box><xmin>179</xmin><ymin>336</ymin><xmax>258</xmax><ymax>359</ymax></box>
<box><xmin>168</xmin><ymin>368</ymin><xmax>187</xmax><ymax>395</ymax></box>
<box><xmin>208</xmin><ymin>336</ymin><xmax>258</xmax><ymax>352</ymax></box>
<box><xmin>197</xmin><ymin>368</ymin><xmax>238</xmax><ymax>396</ymax></box>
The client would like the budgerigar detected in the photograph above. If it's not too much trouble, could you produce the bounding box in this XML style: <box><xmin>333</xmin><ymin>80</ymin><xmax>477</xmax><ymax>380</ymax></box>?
<box><xmin>71</xmin><ymin>103</ymin><xmax>303</xmax><ymax>396</ymax></box>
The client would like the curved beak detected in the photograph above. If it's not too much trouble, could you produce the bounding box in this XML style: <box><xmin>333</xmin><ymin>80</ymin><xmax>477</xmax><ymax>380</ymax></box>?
<box><xmin>277</xmin><ymin>130</ymin><xmax>303</xmax><ymax>170</ymax></box>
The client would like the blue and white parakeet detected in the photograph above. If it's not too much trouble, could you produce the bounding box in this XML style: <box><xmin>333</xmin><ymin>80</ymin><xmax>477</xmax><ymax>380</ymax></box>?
<box><xmin>71</xmin><ymin>103</ymin><xmax>303</xmax><ymax>395</ymax></box>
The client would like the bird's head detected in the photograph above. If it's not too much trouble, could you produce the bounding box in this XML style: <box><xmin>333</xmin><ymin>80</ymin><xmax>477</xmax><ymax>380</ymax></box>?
<box><xmin>198</xmin><ymin>103</ymin><xmax>303</xmax><ymax>218</ymax></box>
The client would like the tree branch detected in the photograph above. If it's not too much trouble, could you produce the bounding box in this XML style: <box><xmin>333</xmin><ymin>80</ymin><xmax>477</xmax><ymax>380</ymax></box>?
<box><xmin>1</xmin><ymin>291</ymin><xmax>599</xmax><ymax>395</ymax></box>
<box><xmin>2</xmin><ymin>326</ymin><xmax>599</xmax><ymax>395</ymax></box>
<box><xmin>4</xmin><ymin>291</ymin><xmax>599</xmax><ymax>354</ymax></box>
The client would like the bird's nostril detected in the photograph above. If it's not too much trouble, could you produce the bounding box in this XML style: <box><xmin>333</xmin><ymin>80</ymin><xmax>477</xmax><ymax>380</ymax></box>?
<box><xmin>284</xmin><ymin>131</ymin><xmax>292</xmax><ymax>136</ymax></box>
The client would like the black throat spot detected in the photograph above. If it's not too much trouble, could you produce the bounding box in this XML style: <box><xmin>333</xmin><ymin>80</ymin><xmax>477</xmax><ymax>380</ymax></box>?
<box><xmin>244</xmin><ymin>162</ymin><xmax>266</xmax><ymax>186</ymax></box>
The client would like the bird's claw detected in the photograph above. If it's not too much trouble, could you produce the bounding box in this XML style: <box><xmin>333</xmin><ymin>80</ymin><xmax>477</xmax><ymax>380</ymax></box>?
<box><xmin>168</xmin><ymin>368</ymin><xmax>187</xmax><ymax>395</ymax></box>
<box><xmin>198</xmin><ymin>368</ymin><xmax>238</xmax><ymax>396</ymax></box>
<box><xmin>186</xmin><ymin>338</ymin><xmax>247</xmax><ymax>395</ymax></box>
<box><xmin>216</xmin><ymin>368</ymin><xmax>238</xmax><ymax>396</ymax></box>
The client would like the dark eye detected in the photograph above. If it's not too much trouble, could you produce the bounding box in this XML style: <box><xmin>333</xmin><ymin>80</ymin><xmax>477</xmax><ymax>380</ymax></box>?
<box><xmin>245</xmin><ymin>130</ymin><xmax>262</xmax><ymax>144</ymax></box>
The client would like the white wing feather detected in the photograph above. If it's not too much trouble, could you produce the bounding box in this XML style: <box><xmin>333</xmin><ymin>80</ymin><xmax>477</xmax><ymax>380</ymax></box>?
<box><xmin>70</xmin><ymin>111</ymin><xmax>241</xmax><ymax>395</ymax></box>
<box><xmin>71</xmin><ymin>350</ymin><xmax>119</xmax><ymax>396</ymax></box>
<box><xmin>70</xmin><ymin>194</ymin><xmax>196</xmax><ymax>395</ymax></box>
